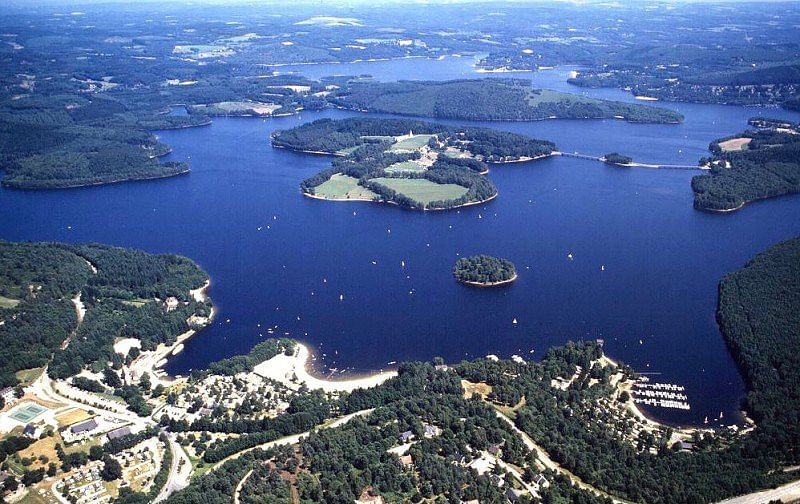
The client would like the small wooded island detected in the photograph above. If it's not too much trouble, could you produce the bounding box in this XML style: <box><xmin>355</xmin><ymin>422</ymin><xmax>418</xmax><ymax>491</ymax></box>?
<box><xmin>604</xmin><ymin>152</ymin><xmax>633</xmax><ymax>166</ymax></box>
<box><xmin>453</xmin><ymin>255</ymin><xmax>517</xmax><ymax>286</ymax></box>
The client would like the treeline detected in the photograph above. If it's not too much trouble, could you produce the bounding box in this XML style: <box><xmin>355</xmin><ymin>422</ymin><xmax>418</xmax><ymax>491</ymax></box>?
<box><xmin>203</xmin><ymin>338</ymin><xmax>295</xmax><ymax>376</ymax></box>
<box><xmin>0</xmin><ymin>241</ymin><xmax>211</xmax><ymax>385</ymax></box>
<box><xmin>327</xmin><ymin>79</ymin><xmax>683</xmax><ymax>123</ymax></box>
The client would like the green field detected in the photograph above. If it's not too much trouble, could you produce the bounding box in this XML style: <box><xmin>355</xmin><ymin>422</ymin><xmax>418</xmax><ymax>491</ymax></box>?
<box><xmin>371</xmin><ymin>177</ymin><xmax>468</xmax><ymax>205</ymax></box>
<box><xmin>313</xmin><ymin>174</ymin><xmax>378</xmax><ymax>200</ymax></box>
<box><xmin>0</xmin><ymin>295</ymin><xmax>20</xmax><ymax>308</ymax></box>
<box><xmin>526</xmin><ymin>88</ymin><xmax>597</xmax><ymax>107</ymax></box>
<box><xmin>15</xmin><ymin>367</ymin><xmax>44</xmax><ymax>386</ymax></box>
<box><xmin>335</xmin><ymin>146</ymin><xmax>361</xmax><ymax>156</ymax></box>
<box><xmin>384</xmin><ymin>160</ymin><xmax>426</xmax><ymax>173</ymax></box>
<box><xmin>388</xmin><ymin>134</ymin><xmax>435</xmax><ymax>151</ymax></box>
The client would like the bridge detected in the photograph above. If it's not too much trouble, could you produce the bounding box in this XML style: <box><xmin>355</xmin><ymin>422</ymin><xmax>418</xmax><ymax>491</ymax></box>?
<box><xmin>555</xmin><ymin>151</ymin><xmax>706</xmax><ymax>171</ymax></box>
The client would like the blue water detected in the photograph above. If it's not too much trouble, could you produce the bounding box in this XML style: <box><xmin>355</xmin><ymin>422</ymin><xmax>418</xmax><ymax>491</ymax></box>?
<box><xmin>3</xmin><ymin>57</ymin><xmax>800</xmax><ymax>427</ymax></box>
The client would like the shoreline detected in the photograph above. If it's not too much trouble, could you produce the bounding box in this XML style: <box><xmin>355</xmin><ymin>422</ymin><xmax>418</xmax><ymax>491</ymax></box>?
<box><xmin>1</xmin><ymin>168</ymin><xmax>190</xmax><ymax>191</ymax></box>
<box><xmin>302</xmin><ymin>186</ymin><xmax>498</xmax><ymax>211</ymax></box>
<box><xmin>253</xmin><ymin>341</ymin><xmax>397</xmax><ymax>393</ymax></box>
<box><xmin>458</xmin><ymin>272</ymin><xmax>518</xmax><ymax>287</ymax></box>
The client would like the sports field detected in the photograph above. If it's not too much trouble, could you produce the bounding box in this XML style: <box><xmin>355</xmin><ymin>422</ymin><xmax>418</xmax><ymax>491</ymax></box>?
<box><xmin>313</xmin><ymin>174</ymin><xmax>378</xmax><ymax>200</ymax></box>
<box><xmin>384</xmin><ymin>160</ymin><xmax>426</xmax><ymax>173</ymax></box>
<box><xmin>389</xmin><ymin>134</ymin><xmax>435</xmax><ymax>151</ymax></box>
<box><xmin>370</xmin><ymin>177</ymin><xmax>468</xmax><ymax>205</ymax></box>
<box><xmin>10</xmin><ymin>402</ymin><xmax>48</xmax><ymax>423</ymax></box>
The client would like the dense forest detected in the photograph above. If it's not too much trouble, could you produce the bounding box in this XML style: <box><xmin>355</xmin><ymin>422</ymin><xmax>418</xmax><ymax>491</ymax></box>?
<box><xmin>603</xmin><ymin>153</ymin><xmax>633</xmax><ymax>165</ymax></box>
<box><xmin>453</xmin><ymin>255</ymin><xmax>517</xmax><ymax>285</ymax></box>
<box><xmin>692</xmin><ymin>120</ymin><xmax>800</xmax><ymax>211</ymax></box>
<box><xmin>0</xmin><ymin>241</ymin><xmax>211</xmax><ymax>386</ymax></box>
<box><xmin>328</xmin><ymin>79</ymin><xmax>683</xmax><ymax>123</ymax></box>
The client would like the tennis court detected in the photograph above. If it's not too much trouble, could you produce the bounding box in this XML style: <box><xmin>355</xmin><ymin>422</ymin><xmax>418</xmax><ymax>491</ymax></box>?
<box><xmin>9</xmin><ymin>402</ymin><xmax>48</xmax><ymax>423</ymax></box>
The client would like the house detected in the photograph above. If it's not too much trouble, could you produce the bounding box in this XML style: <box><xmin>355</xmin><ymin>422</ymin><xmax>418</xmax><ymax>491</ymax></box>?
<box><xmin>533</xmin><ymin>474</ymin><xmax>550</xmax><ymax>489</ymax></box>
<box><xmin>506</xmin><ymin>488</ymin><xmax>526</xmax><ymax>501</ymax></box>
<box><xmin>423</xmin><ymin>423</ymin><xmax>441</xmax><ymax>438</ymax></box>
<box><xmin>0</xmin><ymin>387</ymin><xmax>16</xmax><ymax>406</ymax></box>
<box><xmin>105</xmin><ymin>426</ymin><xmax>131</xmax><ymax>442</ymax></box>
<box><xmin>23</xmin><ymin>424</ymin><xmax>43</xmax><ymax>439</ymax></box>
<box><xmin>165</xmin><ymin>297</ymin><xmax>180</xmax><ymax>311</ymax></box>
<box><xmin>399</xmin><ymin>455</ymin><xmax>413</xmax><ymax>467</ymax></box>
<box><xmin>70</xmin><ymin>418</ymin><xmax>98</xmax><ymax>435</ymax></box>
<box><xmin>398</xmin><ymin>430</ymin><xmax>414</xmax><ymax>443</ymax></box>
<box><xmin>355</xmin><ymin>488</ymin><xmax>386</xmax><ymax>504</ymax></box>
<box><xmin>677</xmin><ymin>441</ymin><xmax>695</xmax><ymax>452</ymax></box>
<box><xmin>487</xmin><ymin>442</ymin><xmax>504</xmax><ymax>456</ymax></box>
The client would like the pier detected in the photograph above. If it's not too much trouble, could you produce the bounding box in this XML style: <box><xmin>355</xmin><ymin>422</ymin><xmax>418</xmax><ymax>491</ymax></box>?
<box><xmin>632</xmin><ymin>381</ymin><xmax>691</xmax><ymax>410</ymax></box>
<box><xmin>555</xmin><ymin>151</ymin><xmax>706</xmax><ymax>171</ymax></box>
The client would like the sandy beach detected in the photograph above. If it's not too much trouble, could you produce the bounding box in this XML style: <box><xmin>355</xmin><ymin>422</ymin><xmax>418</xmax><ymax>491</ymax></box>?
<box><xmin>252</xmin><ymin>342</ymin><xmax>396</xmax><ymax>393</ymax></box>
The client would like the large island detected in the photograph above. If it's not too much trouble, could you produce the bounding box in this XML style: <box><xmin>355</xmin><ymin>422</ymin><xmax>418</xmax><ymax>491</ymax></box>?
<box><xmin>273</xmin><ymin>117</ymin><xmax>555</xmax><ymax>210</ymax></box>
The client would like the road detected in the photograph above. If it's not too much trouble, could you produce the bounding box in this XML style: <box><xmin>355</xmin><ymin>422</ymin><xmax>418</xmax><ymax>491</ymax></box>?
<box><xmin>211</xmin><ymin>408</ymin><xmax>375</xmax><ymax>471</ymax></box>
<box><xmin>154</xmin><ymin>436</ymin><xmax>192</xmax><ymax>502</ymax></box>
<box><xmin>715</xmin><ymin>478</ymin><xmax>800</xmax><ymax>504</ymax></box>
<box><xmin>494</xmin><ymin>410</ymin><xmax>633</xmax><ymax>504</ymax></box>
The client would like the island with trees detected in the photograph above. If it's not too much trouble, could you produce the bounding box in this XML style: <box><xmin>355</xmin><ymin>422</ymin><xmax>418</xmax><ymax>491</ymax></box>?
<box><xmin>603</xmin><ymin>152</ymin><xmax>633</xmax><ymax>166</ymax></box>
<box><xmin>692</xmin><ymin>117</ymin><xmax>800</xmax><ymax>212</ymax></box>
<box><xmin>327</xmin><ymin>78</ymin><xmax>684</xmax><ymax>124</ymax></box>
<box><xmin>453</xmin><ymin>255</ymin><xmax>518</xmax><ymax>286</ymax></box>
<box><xmin>273</xmin><ymin>117</ymin><xmax>555</xmax><ymax>210</ymax></box>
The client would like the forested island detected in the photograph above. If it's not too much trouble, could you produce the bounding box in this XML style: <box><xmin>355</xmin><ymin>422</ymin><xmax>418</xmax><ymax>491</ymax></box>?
<box><xmin>453</xmin><ymin>255</ymin><xmax>517</xmax><ymax>286</ymax></box>
<box><xmin>691</xmin><ymin>117</ymin><xmax>800</xmax><ymax>211</ymax></box>
<box><xmin>603</xmin><ymin>153</ymin><xmax>633</xmax><ymax>166</ymax></box>
<box><xmin>273</xmin><ymin>117</ymin><xmax>555</xmax><ymax>210</ymax></box>
<box><xmin>328</xmin><ymin>78</ymin><xmax>684</xmax><ymax>124</ymax></box>
<box><xmin>0</xmin><ymin>241</ymin><xmax>211</xmax><ymax>387</ymax></box>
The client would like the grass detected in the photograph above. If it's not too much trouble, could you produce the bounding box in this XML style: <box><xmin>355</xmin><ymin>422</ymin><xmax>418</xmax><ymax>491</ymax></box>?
<box><xmin>17</xmin><ymin>489</ymin><xmax>51</xmax><ymax>504</ymax></box>
<box><xmin>384</xmin><ymin>160</ymin><xmax>426</xmax><ymax>173</ymax></box>
<box><xmin>15</xmin><ymin>367</ymin><xmax>44</xmax><ymax>386</ymax></box>
<box><xmin>312</xmin><ymin>174</ymin><xmax>378</xmax><ymax>200</ymax></box>
<box><xmin>718</xmin><ymin>137</ymin><xmax>752</xmax><ymax>152</ymax></box>
<box><xmin>388</xmin><ymin>134</ymin><xmax>435</xmax><ymax>151</ymax></box>
<box><xmin>526</xmin><ymin>88</ymin><xmax>597</xmax><ymax>107</ymax></box>
<box><xmin>121</xmin><ymin>298</ymin><xmax>149</xmax><ymax>308</ymax></box>
<box><xmin>0</xmin><ymin>295</ymin><xmax>20</xmax><ymax>308</ymax></box>
<box><xmin>370</xmin><ymin>177</ymin><xmax>468</xmax><ymax>205</ymax></box>
<box><xmin>335</xmin><ymin>145</ymin><xmax>361</xmax><ymax>156</ymax></box>
<box><xmin>55</xmin><ymin>408</ymin><xmax>93</xmax><ymax>428</ymax></box>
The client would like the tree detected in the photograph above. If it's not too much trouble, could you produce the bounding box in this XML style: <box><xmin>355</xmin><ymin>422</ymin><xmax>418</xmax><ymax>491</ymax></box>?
<box><xmin>101</xmin><ymin>455</ymin><xmax>123</xmax><ymax>481</ymax></box>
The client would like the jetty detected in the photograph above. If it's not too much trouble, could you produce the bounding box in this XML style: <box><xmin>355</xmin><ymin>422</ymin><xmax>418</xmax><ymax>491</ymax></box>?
<box><xmin>555</xmin><ymin>151</ymin><xmax>705</xmax><ymax>171</ymax></box>
<box><xmin>631</xmin><ymin>381</ymin><xmax>691</xmax><ymax>410</ymax></box>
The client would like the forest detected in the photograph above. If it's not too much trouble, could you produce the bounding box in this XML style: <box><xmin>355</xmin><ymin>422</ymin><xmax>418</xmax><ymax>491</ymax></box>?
<box><xmin>692</xmin><ymin>121</ymin><xmax>800</xmax><ymax>211</ymax></box>
<box><xmin>0</xmin><ymin>241</ymin><xmax>211</xmax><ymax>386</ymax></box>
<box><xmin>327</xmin><ymin>79</ymin><xmax>683</xmax><ymax>123</ymax></box>
<box><xmin>453</xmin><ymin>255</ymin><xmax>517</xmax><ymax>285</ymax></box>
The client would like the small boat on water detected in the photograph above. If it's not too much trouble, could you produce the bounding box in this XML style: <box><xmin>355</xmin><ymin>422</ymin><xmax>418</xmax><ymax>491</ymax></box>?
<box><xmin>512</xmin><ymin>318</ymin><xmax>518</xmax><ymax>325</ymax></box>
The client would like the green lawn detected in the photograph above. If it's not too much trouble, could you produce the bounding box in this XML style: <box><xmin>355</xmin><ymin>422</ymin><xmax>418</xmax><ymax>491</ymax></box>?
<box><xmin>0</xmin><ymin>295</ymin><xmax>20</xmax><ymax>308</ymax></box>
<box><xmin>370</xmin><ymin>177</ymin><xmax>468</xmax><ymax>205</ymax></box>
<box><xmin>313</xmin><ymin>174</ymin><xmax>378</xmax><ymax>200</ymax></box>
<box><xmin>15</xmin><ymin>367</ymin><xmax>44</xmax><ymax>386</ymax></box>
<box><xmin>526</xmin><ymin>88</ymin><xmax>597</xmax><ymax>106</ymax></box>
<box><xmin>388</xmin><ymin>134</ymin><xmax>435</xmax><ymax>151</ymax></box>
<box><xmin>384</xmin><ymin>160</ymin><xmax>426</xmax><ymax>173</ymax></box>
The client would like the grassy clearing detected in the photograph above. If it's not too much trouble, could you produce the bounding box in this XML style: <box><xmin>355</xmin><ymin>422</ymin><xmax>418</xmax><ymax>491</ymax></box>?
<box><xmin>389</xmin><ymin>134</ymin><xmax>435</xmax><ymax>151</ymax></box>
<box><xmin>718</xmin><ymin>137</ymin><xmax>752</xmax><ymax>152</ymax></box>
<box><xmin>371</xmin><ymin>177</ymin><xmax>468</xmax><ymax>205</ymax></box>
<box><xmin>0</xmin><ymin>295</ymin><xmax>20</xmax><ymax>308</ymax></box>
<box><xmin>461</xmin><ymin>380</ymin><xmax>493</xmax><ymax>400</ymax></box>
<box><xmin>526</xmin><ymin>88</ymin><xmax>597</xmax><ymax>106</ymax></box>
<box><xmin>55</xmin><ymin>408</ymin><xmax>93</xmax><ymax>428</ymax></box>
<box><xmin>335</xmin><ymin>145</ymin><xmax>361</xmax><ymax>156</ymax></box>
<box><xmin>384</xmin><ymin>160</ymin><xmax>425</xmax><ymax>173</ymax></box>
<box><xmin>312</xmin><ymin>174</ymin><xmax>378</xmax><ymax>200</ymax></box>
<box><xmin>15</xmin><ymin>367</ymin><xmax>44</xmax><ymax>386</ymax></box>
<box><xmin>121</xmin><ymin>298</ymin><xmax>149</xmax><ymax>308</ymax></box>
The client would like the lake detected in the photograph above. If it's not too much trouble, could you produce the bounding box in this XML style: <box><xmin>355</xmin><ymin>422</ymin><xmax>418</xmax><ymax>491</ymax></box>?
<box><xmin>2</xmin><ymin>56</ymin><xmax>799</xmax><ymax>426</ymax></box>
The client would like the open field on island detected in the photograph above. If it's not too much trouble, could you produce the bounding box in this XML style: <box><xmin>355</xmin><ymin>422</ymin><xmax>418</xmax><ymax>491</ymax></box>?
<box><xmin>15</xmin><ymin>367</ymin><xmax>44</xmax><ymax>386</ymax></box>
<box><xmin>526</xmin><ymin>88</ymin><xmax>599</xmax><ymax>106</ymax></box>
<box><xmin>371</xmin><ymin>177</ymin><xmax>468</xmax><ymax>204</ymax></box>
<box><xmin>385</xmin><ymin>160</ymin><xmax>426</xmax><ymax>173</ymax></box>
<box><xmin>388</xmin><ymin>134</ymin><xmax>435</xmax><ymax>151</ymax></box>
<box><xmin>0</xmin><ymin>295</ymin><xmax>20</xmax><ymax>308</ymax></box>
<box><xmin>718</xmin><ymin>137</ymin><xmax>752</xmax><ymax>152</ymax></box>
<box><xmin>313</xmin><ymin>174</ymin><xmax>378</xmax><ymax>200</ymax></box>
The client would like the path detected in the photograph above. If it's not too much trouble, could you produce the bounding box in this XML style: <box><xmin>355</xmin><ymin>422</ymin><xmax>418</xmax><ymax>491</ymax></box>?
<box><xmin>555</xmin><ymin>151</ymin><xmax>704</xmax><ymax>170</ymax></box>
<box><xmin>233</xmin><ymin>469</ymin><xmax>254</xmax><ymax>504</ymax></box>
<box><xmin>494</xmin><ymin>409</ymin><xmax>633</xmax><ymax>504</ymax></box>
<box><xmin>155</xmin><ymin>437</ymin><xmax>192</xmax><ymax>502</ymax></box>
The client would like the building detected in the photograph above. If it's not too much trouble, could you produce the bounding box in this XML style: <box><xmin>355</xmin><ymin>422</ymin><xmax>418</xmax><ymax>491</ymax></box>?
<box><xmin>533</xmin><ymin>474</ymin><xmax>550</xmax><ymax>489</ymax></box>
<box><xmin>0</xmin><ymin>387</ymin><xmax>16</xmax><ymax>406</ymax></box>
<box><xmin>23</xmin><ymin>424</ymin><xmax>43</xmax><ymax>439</ymax></box>
<box><xmin>70</xmin><ymin>418</ymin><xmax>98</xmax><ymax>435</ymax></box>
<box><xmin>398</xmin><ymin>430</ymin><xmax>414</xmax><ymax>443</ymax></box>
<box><xmin>105</xmin><ymin>426</ymin><xmax>131</xmax><ymax>442</ymax></box>
<box><xmin>399</xmin><ymin>455</ymin><xmax>413</xmax><ymax>467</ymax></box>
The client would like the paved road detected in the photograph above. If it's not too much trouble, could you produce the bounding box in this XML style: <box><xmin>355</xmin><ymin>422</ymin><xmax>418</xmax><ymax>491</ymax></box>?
<box><xmin>154</xmin><ymin>437</ymin><xmax>191</xmax><ymax>502</ymax></box>
<box><xmin>716</xmin><ymin>479</ymin><xmax>800</xmax><ymax>504</ymax></box>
